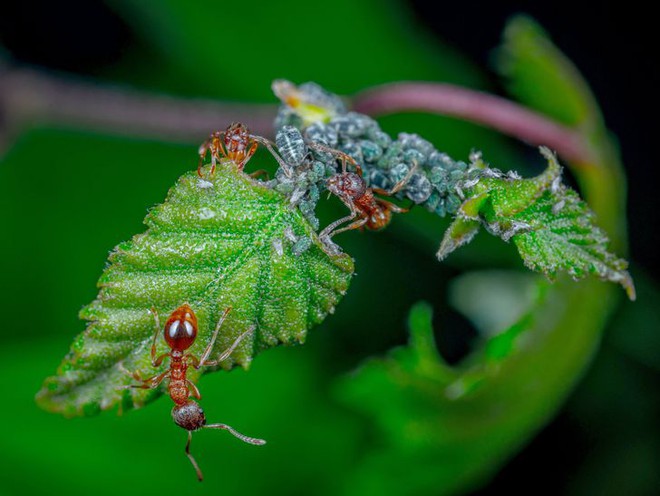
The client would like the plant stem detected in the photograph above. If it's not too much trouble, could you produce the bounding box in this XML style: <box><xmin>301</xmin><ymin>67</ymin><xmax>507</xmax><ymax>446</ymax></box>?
<box><xmin>0</xmin><ymin>65</ymin><xmax>278</xmax><ymax>154</ymax></box>
<box><xmin>352</xmin><ymin>82</ymin><xmax>594</xmax><ymax>165</ymax></box>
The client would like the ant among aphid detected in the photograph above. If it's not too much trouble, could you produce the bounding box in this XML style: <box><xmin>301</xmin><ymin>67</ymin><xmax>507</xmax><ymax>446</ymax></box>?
<box><xmin>120</xmin><ymin>304</ymin><xmax>265</xmax><ymax>482</ymax></box>
<box><xmin>198</xmin><ymin>122</ymin><xmax>280</xmax><ymax>178</ymax></box>
<box><xmin>319</xmin><ymin>160</ymin><xmax>417</xmax><ymax>246</ymax></box>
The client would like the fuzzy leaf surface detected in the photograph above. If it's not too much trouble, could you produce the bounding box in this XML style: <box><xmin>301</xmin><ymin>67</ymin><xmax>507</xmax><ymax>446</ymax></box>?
<box><xmin>438</xmin><ymin>148</ymin><xmax>634</xmax><ymax>298</ymax></box>
<box><xmin>37</xmin><ymin>163</ymin><xmax>354</xmax><ymax>417</ymax></box>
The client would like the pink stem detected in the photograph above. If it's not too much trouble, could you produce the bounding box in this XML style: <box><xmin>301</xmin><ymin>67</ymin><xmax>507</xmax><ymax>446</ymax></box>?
<box><xmin>0</xmin><ymin>66</ymin><xmax>277</xmax><ymax>150</ymax></box>
<box><xmin>353</xmin><ymin>82</ymin><xmax>593</xmax><ymax>164</ymax></box>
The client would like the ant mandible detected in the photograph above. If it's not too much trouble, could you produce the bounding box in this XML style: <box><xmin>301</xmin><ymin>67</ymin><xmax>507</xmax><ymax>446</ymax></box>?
<box><xmin>319</xmin><ymin>160</ymin><xmax>417</xmax><ymax>243</ymax></box>
<box><xmin>198</xmin><ymin>122</ymin><xmax>281</xmax><ymax>178</ymax></box>
<box><xmin>120</xmin><ymin>304</ymin><xmax>265</xmax><ymax>481</ymax></box>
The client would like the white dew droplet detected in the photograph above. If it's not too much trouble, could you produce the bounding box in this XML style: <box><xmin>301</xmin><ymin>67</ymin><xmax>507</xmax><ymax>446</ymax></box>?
<box><xmin>198</xmin><ymin>208</ymin><xmax>216</xmax><ymax>220</ymax></box>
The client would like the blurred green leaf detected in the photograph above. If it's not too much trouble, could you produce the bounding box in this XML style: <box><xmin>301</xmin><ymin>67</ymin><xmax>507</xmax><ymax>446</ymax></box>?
<box><xmin>337</xmin><ymin>280</ymin><xmax>616</xmax><ymax>495</ymax></box>
<box><xmin>495</xmin><ymin>15</ymin><xmax>602</xmax><ymax>127</ymax></box>
<box><xmin>608</xmin><ymin>271</ymin><xmax>660</xmax><ymax>371</ymax></box>
<box><xmin>108</xmin><ymin>0</ymin><xmax>486</xmax><ymax>99</ymax></box>
<box><xmin>36</xmin><ymin>162</ymin><xmax>353</xmax><ymax>417</ymax></box>
<box><xmin>448</xmin><ymin>270</ymin><xmax>537</xmax><ymax>336</ymax></box>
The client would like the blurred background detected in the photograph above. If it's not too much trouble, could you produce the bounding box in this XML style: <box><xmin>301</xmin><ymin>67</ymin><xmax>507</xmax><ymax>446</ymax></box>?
<box><xmin>1</xmin><ymin>0</ymin><xmax>658</xmax><ymax>495</ymax></box>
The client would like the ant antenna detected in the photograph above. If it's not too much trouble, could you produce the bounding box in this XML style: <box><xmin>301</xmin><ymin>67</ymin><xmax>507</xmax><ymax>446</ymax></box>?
<box><xmin>184</xmin><ymin>420</ymin><xmax>266</xmax><ymax>481</ymax></box>
<box><xmin>205</xmin><ymin>423</ymin><xmax>267</xmax><ymax>445</ymax></box>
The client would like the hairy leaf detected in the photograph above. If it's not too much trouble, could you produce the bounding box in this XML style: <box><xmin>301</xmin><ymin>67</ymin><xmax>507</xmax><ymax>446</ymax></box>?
<box><xmin>438</xmin><ymin>148</ymin><xmax>634</xmax><ymax>299</ymax></box>
<box><xmin>37</xmin><ymin>163</ymin><xmax>354</xmax><ymax>417</ymax></box>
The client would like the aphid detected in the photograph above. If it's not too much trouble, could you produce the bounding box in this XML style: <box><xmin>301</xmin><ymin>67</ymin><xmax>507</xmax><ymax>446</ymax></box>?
<box><xmin>198</xmin><ymin>122</ymin><xmax>279</xmax><ymax>178</ymax></box>
<box><xmin>319</xmin><ymin>160</ymin><xmax>416</xmax><ymax>242</ymax></box>
<box><xmin>120</xmin><ymin>304</ymin><xmax>265</xmax><ymax>481</ymax></box>
<box><xmin>276</xmin><ymin>125</ymin><xmax>308</xmax><ymax>167</ymax></box>
<box><xmin>268</xmin><ymin>127</ymin><xmax>356</xmax><ymax>188</ymax></box>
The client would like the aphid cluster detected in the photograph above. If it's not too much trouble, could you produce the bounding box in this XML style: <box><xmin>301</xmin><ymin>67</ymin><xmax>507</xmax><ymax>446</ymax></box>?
<box><xmin>268</xmin><ymin>81</ymin><xmax>486</xmax><ymax>238</ymax></box>
<box><xmin>195</xmin><ymin>83</ymin><xmax>484</xmax><ymax>254</ymax></box>
<box><xmin>266</xmin><ymin>125</ymin><xmax>354</xmax><ymax>231</ymax></box>
<box><xmin>120</xmin><ymin>305</ymin><xmax>265</xmax><ymax>482</ymax></box>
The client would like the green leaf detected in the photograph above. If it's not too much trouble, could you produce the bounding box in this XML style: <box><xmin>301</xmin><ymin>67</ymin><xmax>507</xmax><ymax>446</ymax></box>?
<box><xmin>337</xmin><ymin>278</ymin><xmax>617</xmax><ymax>495</ymax></box>
<box><xmin>36</xmin><ymin>163</ymin><xmax>354</xmax><ymax>417</ymax></box>
<box><xmin>495</xmin><ymin>15</ymin><xmax>627</xmax><ymax>246</ymax></box>
<box><xmin>495</xmin><ymin>15</ymin><xmax>602</xmax><ymax>127</ymax></box>
<box><xmin>438</xmin><ymin>148</ymin><xmax>634</xmax><ymax>299</ymax></box>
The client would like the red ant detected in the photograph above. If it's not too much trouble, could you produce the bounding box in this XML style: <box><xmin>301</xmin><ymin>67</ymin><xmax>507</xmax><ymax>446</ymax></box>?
<box><xmin>198</xmin><ymin>122</ymin><xmax>281</xmax><ymax>178</ymax></box>
<box><xmin>120</xmin><ymin>304</ymin><xmax>265</xmax><ymax>481</ymax></box>
<box><xmin>319</xmin><ymin>161</ymin><xmax>416</xmax><ymax>242</ymax></box>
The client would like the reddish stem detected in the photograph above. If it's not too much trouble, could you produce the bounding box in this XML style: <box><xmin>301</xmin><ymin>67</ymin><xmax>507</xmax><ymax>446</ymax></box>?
<box><xmin>353</xmin><ymin>82</ymin><xmax>593</xmax><ymax>164</ymax></box>
<box><xmin>0</xmin><ymin>66</ymin><xmax>277</xmax><ymax>150</ymax></box>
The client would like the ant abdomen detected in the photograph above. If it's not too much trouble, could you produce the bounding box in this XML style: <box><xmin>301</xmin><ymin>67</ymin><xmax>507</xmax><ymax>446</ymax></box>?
<box><xmin>173</xmin><ymin>401</ymin><xmax>206</xmax><ymax>431</ymax></box>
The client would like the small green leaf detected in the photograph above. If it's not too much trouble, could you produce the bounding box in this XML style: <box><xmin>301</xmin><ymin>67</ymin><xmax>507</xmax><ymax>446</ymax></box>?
<box><xmin>438</xmin><ymin>148</ymin><xmax>634</xmax><ymax>299</ymax></box>
<box><xmin>36</xmin><ymin>163</ymin><xmax>354</xmax><ymax>417</ymax></box>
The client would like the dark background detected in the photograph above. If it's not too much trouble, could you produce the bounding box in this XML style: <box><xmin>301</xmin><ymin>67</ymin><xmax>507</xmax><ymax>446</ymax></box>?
<box><xmin>1</xmin><ymin>1</ymin><xmax>658</xmax><ymax>494</ymax></box>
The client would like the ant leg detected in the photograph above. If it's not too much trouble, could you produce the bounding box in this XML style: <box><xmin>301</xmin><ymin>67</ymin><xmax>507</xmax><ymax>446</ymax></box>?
<box><xmin>117</xmin><ymin>361</ymin><xmax>144</xmax><ymax>382</ymax></box>
<box><xmin>308</xmin><ymin>142</ymin><xmax>359</xmax><ymax>174</ymax></box>
<box><xmin>209</xmin><ymin>144</ymin><xmax>219</xmax><ymax>176</ymax></box>
<box><xmin>326</xmin><ymin>216</ymin><xmax>369</xmax><ymax>238</ymax></box>
<box><xmin>241</xmin><ymin>140</ymin><xmax>268</xmax><ymax>178</ymax></box>
<box><xmin>200</xmin><ymin>326</ymin><xmax>254</xmax><ymax>367</ymax></box>
<box><xmin>187</xmin><ymin>380</ymin><xmax>201</xmax><ymax>400</ymax></box>
<box><xmin>197</xmin><ymin>140</ymin><xmax>211</xmax><ymax>177</ymax></box>
<box><xmin>117</xmin><ymin>369</ymin><xmax>169</xmax><ymax>390</ymax></box>
<box><xmin>205</xmin><ymin>423</ymin><xmax>266</xmax><ymax>446</ymax></box>
<box><xmin>251</xmin><ymin>135</ymin><xmax>293</xmax><ymax>177</ymax></box>
<box><xmin>373</xmin><ymin>161</ymin><xmax>419</xmax><ymax>197</ymax></box>
<box><xmin>196</xmin><ymin>307</ymin><xmax>232</xmax><ymax>367</ymax></box>
<box><xmin>185</xmin><ymin>431</ymin><xmax>204</xmax><ymax>482</ymax></box>
<box><xmin>198</xmin><ymin>132</ymin><xmax>225</xmax><ymax>177</ymax></box>
<box><xmin>319</xmin><ymin>206</ymin><xmax>358</xmax><ymax>240</ymax></box>
<box><xmin>249</xmin><ymin>169</ymin><xmax>270</xmax><ymax>180</ymax></box>
<box><xmin>237</xmin><ymin>141</ymin><xmax>259</xmax><ymax>172</ymax></box>
<box><xmin>148</xmin><ymin>307</ymin><xmax>167</xmax><ymax>367</ymax></box>
<box><xmin>376</xmin><ymin>197</ymin><xmax>408</xmax><ymax>214</ymax></box>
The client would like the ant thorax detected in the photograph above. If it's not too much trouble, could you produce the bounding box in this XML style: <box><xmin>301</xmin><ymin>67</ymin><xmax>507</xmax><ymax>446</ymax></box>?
<box><xmin>225</xmin><ymin>123</ymin><xmax>249</xmax><ymax>153</ymax></box>
<box><xmin>327</xmin><ymin>172</ymin><xmax>366</xmax><ymax>200</ymax></box>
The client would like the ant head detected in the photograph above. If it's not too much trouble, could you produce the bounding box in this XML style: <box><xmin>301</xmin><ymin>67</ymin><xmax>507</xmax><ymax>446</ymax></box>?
<box><xmin>172</xmin><ymin>401</ymin><xmax>206</xmax><ymax>431</ymax></box>
<box><xmin>164</xmin><ymin>304</ymin><xmax>198</xmax><ymax>352</ymax></box>
<box><xmin>225</xmin><ymin>122</ymin><xmax>249</xmax><ymax>150</ymax></box>
<box><xmin>327</xmin><ymin>172</ymin><xmax>365</xmax><ymax>200</ymax></box>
